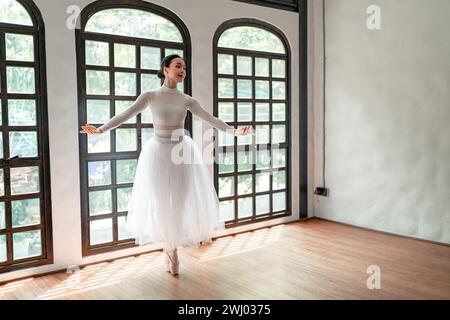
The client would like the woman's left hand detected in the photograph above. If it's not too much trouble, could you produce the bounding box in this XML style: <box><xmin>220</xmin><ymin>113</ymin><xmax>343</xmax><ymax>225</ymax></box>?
<box><xmin>234</xmin><ymin>125</ymin><xmax>255</xmax><ymax>136</ymax></box>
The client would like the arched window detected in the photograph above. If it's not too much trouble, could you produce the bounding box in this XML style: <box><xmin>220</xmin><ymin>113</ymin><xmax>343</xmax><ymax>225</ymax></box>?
<box><xmin>0</xmin><ymin>0</ymin><xmax>52</xmax><ymax>273</ymax></box>
<box><xmin>76</xmin><ymin>0</ymin><xmax>191</xmax><ymax>256</ymax></box>
<box><xmin>213</xmin><ymin>19</ymin><xmax>291</xmax><ymax>227</ymax></box>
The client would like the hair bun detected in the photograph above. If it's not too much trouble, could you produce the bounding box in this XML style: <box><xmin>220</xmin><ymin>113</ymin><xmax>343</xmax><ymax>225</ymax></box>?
<box><xmin>157</xmin><ymin>70</ymin><xmax>164</xmax><ymax>79</ymax></box>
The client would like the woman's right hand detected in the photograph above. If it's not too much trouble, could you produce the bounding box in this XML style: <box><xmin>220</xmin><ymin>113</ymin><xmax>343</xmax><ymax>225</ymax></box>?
<box><xmin>80</xmin><ymin>123</ymin><xmax>102</xmax><ymax>135</ymax></box>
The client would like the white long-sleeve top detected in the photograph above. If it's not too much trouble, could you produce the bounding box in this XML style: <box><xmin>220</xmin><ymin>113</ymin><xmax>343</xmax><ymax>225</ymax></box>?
<box><xmin>98</xmin><ymin>83</ymin><xmax>236</xmax><ymax>138</ymax></box>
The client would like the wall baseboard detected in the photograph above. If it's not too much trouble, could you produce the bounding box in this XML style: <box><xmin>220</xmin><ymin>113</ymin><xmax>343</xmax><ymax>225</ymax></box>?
<box><xmin>314</xmin><ymin>217</ymin><xmax>450</xmax><ymax>247</ymax></box>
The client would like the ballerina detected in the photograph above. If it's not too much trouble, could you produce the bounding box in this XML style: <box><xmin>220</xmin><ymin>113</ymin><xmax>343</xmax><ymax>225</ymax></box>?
<box><xmin>80</xmin><ymin>54</ymin><xmax>254</xmax><ymax>276</ymax></box>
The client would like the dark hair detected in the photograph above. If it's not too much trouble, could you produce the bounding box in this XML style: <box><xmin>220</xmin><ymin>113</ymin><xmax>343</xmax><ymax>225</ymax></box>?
<box><xmin>157</xmin><ymin>54</ymin><xmax>183</xmax><ymax>79</ymax></box>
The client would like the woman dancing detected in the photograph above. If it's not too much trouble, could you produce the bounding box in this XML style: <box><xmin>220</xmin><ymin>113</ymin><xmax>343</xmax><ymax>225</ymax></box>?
<box><xmin>80</xmin><ymin>54</ymin><xmax>254</xmax><ymax>276</ymax></box>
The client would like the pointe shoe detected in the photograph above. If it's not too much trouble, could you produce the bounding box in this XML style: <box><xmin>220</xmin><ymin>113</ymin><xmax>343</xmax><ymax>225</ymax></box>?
<box><xmin>164</xmin><ymin>248</ymin><xmax>179</xmax><ymax>275</ymax></box>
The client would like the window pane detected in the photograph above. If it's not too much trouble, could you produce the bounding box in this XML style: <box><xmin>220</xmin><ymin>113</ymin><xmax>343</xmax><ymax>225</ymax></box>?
<box><xmin>255</xmin><ymin>80</ymin><xmax>269</xmax><ymax>99</ymax></box>
<box><xmin>0</xmin><ymin>235</ymin><xmax>5</xmax><ymax>263</ymax></box>
<box><xmin>141</xmin><ymin>73</ymin><xmax>160</xmax><ymax>92</ymax></box>
<box><xmin>88</xmin><ymin>131</ymin><xmax>110</xmax><ymax>153</ymax></box>
<box><xmin>255</xmin><ymin>172</ymin><xmax>270</xmax><ymax>192</ymax></box>
<box><xmin>255</xmin><ymin>57</ymin><xmax>269</xmax><ymax>77</ymax></box>
<box><xmin>85</xmin><ymin>8</ymin><xmax>183</xmax><ymax>42</ymax></box>
<box><xmin>88</xmin><ymin>161</ymin><xmax>111</xmax><ymax>187</ymax></box>
<box><xmin>89</xmin><ymin>218</ymin><xmax>113</xmax><ymax>245</ymax></box>
<box><xmin>0</xmin><ymin>135</ymin><xmax>2</xmax><ymax>158</ymax></box>
<box><xmin>256</xmin><ymin>194</ymin><xmax>270</xmax><ymax>214</ymax></box>
<box><xmin>114</xmin><ymin>43</ymin><xmax>135</xmax><ymax>68</ymax></box>
<box><xmin>218</xmin><ymin>152</ymin><xmax>234</xmax><ymax>174</ymax></box>
<box><xmin>87</xmin><ymin>99</ymin><xmax>110</xmax><ymax>124</ymax></box>
<box><xmin>5</xmin><ymin>33</ymin><xmax>34</xmax><ymax>62</ymax></box>
<box><xmin>272</xmin><ymin>81</ymin><xmax>285</xmax><ymax>100</ymax></box>
<box><xmin>7</xmin><ymin>67</ymin><xmax>35</xmax><ymax>94</ymax></box>
<box><xmin>0</xmin><ymin>170</ymin><xmax>3</xmax><ymax>196</ymax></box>
<box><xmin>256</xmin><ymin>149</ymin><xmax>270</xmax><ymax>170</ymax></box>
<box><xmin>218</xmin><ymin>78</ymin><xmax>234</xmax><ymax>98</ymax></box>
<box><xmin>218</xmin><ymin>26</ymin><xmax>285</xmax><ymax>54</ymax></box>
<box><xmin>141</xmin><ymin>46</ymin><xmax>160</xmax><ymax>70</ymax></box>
<box><xmin>255</xmin><ymin>125</ymin><xmax>269</xmax><ymax>145</ymax></box>
<box><xmin>237</xmin><ymin>56</ymin><xmax>252</xmax><ymax>76</ymax></box>
<box><xmin>218</xmin><ymin>130</ymin><xmax>234</xmax><ymax>147</ymax></box>
<box><xmin>218</xmin><ymin>54</ymin><xmax>233</xmax><ymax>75</ymax></box>
<box><xmin>0</xmin><ymin>0</ymin><xmax>33</xmax><ymax>26</ymax></box>
<box><xmin>9</xmin><ymin>131</ymin><xmax>38</xmax><ymax>157</ymax></box>
<box><xmin>86</xmin><ymin>70</ymin><xmax>109</xmax><ymax>95</ymax></box>
<box><xmin>165</xmin><ymin>48</ymin><xmax>183</xmax><ymax>57</ymax></box>
<box><xmin>272</xmin><ymin>148</ymin><xmax>286</xmax><ymax>168</ymax></box>
<box><xmin>237</xmin><ymin>125</ymin><xmax>252</xmax><ymax>145</ymax></box>
<box><xmin>237</xmin><ymin>150</ymin><xmax>252</xmax><ymax>172</ymax></box>
<box><xmin>85</xmin><ymin>40</ymin><xmax>109</xmax><ymax>66</ymax></box>
<box><xmin>115</xmin><ymin>101</ymin><xmax>136</xmax><ymax>124</ymax></box>
<box><xmin>13</xmin><ymin>230</ymin><xmax>41</xmax><ymax>260</ymax></box>
<box><xmin>142</xmin><ymin>128</ymin><xmax>154</xmax><ymax>143</ymax></box>
<box><xmin>237</xmin><ymin>79</ymin><xmax>251</xmax><ymax>99</ymax></box>
<box><xmin>116</xmin><ymin>159</ymin><xmax>137</xmax><ymax>184</ymax></box>
<box><xmin>238</xmin><ymin>197</ymin><xmax>252</xmax><ymax>219</ymax></box>
<box><xmin>0</xmin><ymin>202</ymin><xmax>5</xmax><ymax>229</ymax></box>
<box><xmin>219</xmin><ymin>200</ymin><xmax>234</xmax><ymax>222</ymax></box>
<box><xmin>117</xmin><ymin>187</ymin><xmax>132</xmax><ymax>212</ymax></box>
<box><xmin>218</xmin><ymin>102</ymin><xmax>234</xmax><ymax>122</ymax></box>
<box><xmin>8</xmin><ymin>99</ymin><xmax>36</xmax><ymax>126</ymax></box>
<box><xmin>218</xmin><ymin>176</ymin><xmax>234</xmax><ymax>198</ymax></box>
<box><xmin>178</xmin><ymin>81</ymin><xmax>184</xmax><ymax>93</ymax></box>
<box><xmin>12</xmin><ymin>198</ymin><xmax>40</xmax><ymax>227</ymax></box>
<box><xmin>10</xmin><ymin>166</ymin><xmax>39</xmax><ymax>195</ymax></box>
<box><xmin>89</xmin><ymin>189</ymin><xmax>112</xmax><ymax>216</ymax></box>
<box><xmin>115</xmin><ymin>128</ymin><xmax>137</xmax><ymax>152</ymax></box>
<box><xmin>255</xmin><ymin>103</ymin><xmax>269</xmax><ymax>122</ymax></box>
<box><xmin>272</xmin><ymin>125</ymin><xmax>286</xmax><ymax>144</ymax></box>
<box><xmin>272</xmin><ymin>103</ymin><xmax>286</xmax><ymax>121</ymax></box>
<box><xmin>273</xmin><ymin>170</ymin><xmax>286</xmax><ymax>190</ymax></box>
<box><xmin>237</xmin><ymin>102</ymin><xmax>252</xmax><ymax>122</ymax></box>
<box><xmin>273</xmin><ymin>191</ymin><xmax>286</xmax><ymax>211</ymax></box>
<box><xmin>237</xmin><ymin>174</ymin><xmax>252</xmax><ymax>195</ymax></box>
<box><xmin>118</xmin><ymin>216</ymin><xmax>132</xmax><ymax>240</ymax></box>
<box><xmin>115</xmin><ymin>72</ymin><xmax>136</xmax><ymax>96</ymax></box>
<box><xmin>272</xmin><ymin>59</ymin><xmax>285</xmax><ymax>78</ymax></box>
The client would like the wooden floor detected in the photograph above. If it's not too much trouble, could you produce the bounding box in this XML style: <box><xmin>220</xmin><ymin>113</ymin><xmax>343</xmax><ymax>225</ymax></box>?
<box><xmin>0</xmin><ymin>218</ymin><xmax>449</xmax><ymax>299</ymax></box>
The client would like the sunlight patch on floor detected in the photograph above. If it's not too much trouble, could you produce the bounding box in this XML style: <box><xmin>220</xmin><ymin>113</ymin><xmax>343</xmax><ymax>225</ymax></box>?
<box><xmin>37</xmin><ymin>251</ymin><xmax>162</xmax><ymax>300</ymax></box>
<box><xmin>200</xmin><ymin>225</ymin><xmax>284</xmax><ymax>261</ymax></box>
<box><xmin>0</xmin><ymin>278</ymin><xmax>33</xmax><ymax>296</ymax></box>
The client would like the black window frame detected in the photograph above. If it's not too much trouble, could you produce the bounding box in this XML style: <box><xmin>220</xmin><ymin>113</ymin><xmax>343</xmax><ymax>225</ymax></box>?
<box><xmin>0</xmin><ymin>0</ymin><xmax>53</xmax><ymax>274</ymax></box>
<box><xmin>76</xmin><ymin>0</ymin><xmax>192</xmax><ymax>256</ymax></box>
<box><xmin>213</xmin><ymin>18</ymin><xmax>293</xmax><ymax>228</ymax></box>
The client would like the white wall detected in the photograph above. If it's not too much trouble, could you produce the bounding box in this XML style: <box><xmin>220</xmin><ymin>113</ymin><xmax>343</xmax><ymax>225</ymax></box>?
<box><xmin>1</xmin><ymin>0</ymin><xmax>300</xmax><ymax>282</ymax></box>
<box><xmin>310</xmin><ymin>0</ymin><xmax>450</xmax><ymax>244</ymax></box>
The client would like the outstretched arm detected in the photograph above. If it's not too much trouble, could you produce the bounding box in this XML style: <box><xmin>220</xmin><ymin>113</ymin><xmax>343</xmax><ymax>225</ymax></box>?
<box><xmin>98</xmin><ymin>91</ymin><xmax>152</xmax><ymax>133</ymax></box>
<box><xmin>186</xmin><ymin>96</ymin><xmax>236</xmax><ymax>135</ymax></box>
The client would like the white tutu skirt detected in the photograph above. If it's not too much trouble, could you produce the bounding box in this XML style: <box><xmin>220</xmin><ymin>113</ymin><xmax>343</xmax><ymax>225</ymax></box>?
<box><xmin>125</xmin><ymin>133</ymin><xmax>225</xmax><ymax>251</ymax></box>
